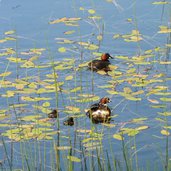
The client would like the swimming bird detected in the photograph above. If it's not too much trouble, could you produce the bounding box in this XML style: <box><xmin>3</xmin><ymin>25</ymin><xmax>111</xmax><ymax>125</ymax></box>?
<box><xmin>48</xmin><ymin>109</ymin><xmax>58</xmax><ymax>118</ymax></box>
<box><xmin>88</xmin><ymin>53</ymin><xmax>113</xmax><ymax>72</ymax></box>
<box><xmin>63</xmin><ymin>117</ymin><xmax>74</xmax><ymax>126</ymax></box>
<box><xmin>86</xmin><ymin>97</ymin><xmax>111</xmax><ymax>123</ymax></box>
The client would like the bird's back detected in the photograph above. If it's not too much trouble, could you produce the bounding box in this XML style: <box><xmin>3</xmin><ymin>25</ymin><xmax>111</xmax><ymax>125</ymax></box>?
<box><xmin>88</xmin><ymin>60</ymin><xmax>110</xmax><ymax>71</ymax></box>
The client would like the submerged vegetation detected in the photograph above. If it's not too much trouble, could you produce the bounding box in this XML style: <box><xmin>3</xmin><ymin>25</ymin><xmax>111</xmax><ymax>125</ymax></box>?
<box><xmin>0</xmin><ymin>0</ymin><xmax>171</xmax><ymax>170</ymax></box>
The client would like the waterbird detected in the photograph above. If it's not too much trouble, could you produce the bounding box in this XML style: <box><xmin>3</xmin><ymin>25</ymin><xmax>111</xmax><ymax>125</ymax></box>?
<box><xmin>48</xmin><ymin>109</ymin><xmax>58</xmax><ymax>118</ymax></box>
<box><xmin>88</xmin><ymin>53</ymin><xmax>113</xmax><ymax>72</ymax></box>
<box><xmin>86</xmin><ymin>97</ymin><xmax>111</xmax><ymax>123</ymax></box>
<box><xmin>63</xmin><ymin>117</ymin><xmax>74</xmax><ymax>126</ymax></box>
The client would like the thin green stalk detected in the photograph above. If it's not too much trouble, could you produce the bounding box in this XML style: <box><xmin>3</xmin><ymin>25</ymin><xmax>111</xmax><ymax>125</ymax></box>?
<box><xmin>122</xmin><ymin>137</ymin><xmax>130</xmax><ymax>171</ymax></box>
<box><xmin>165</xmin><ymin>135</ymin><xmax>169</xmax><ymax>171</ymax></box>
<box><xmin>2</xmin><ymin>138</ymin><xmax>12</xmax><ymax>171</ymax></box>
<box><xmin>133</xmin><ymin>136</ymin><xmax>139</xmax><ymax>171</ymax></box>
<box><xmin>106</xmin><ymin>150</ymin><xmax>112</xmax><ymax>171</ymax></box>
<box><xmin>25</xmin><ymin>155</ymin><xmax>31</xmax><ymax>171</ymax></box>
<box><xmin>97</xmin><ymin>153</ymin><xmax>102</xmax><ymax>171</ymax></box>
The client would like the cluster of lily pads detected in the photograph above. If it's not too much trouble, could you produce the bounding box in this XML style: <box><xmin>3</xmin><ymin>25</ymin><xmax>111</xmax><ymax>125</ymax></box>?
<box><xmin>0</xmin><ymin>2</ymin><xmax>171</xmax><ymax>167</ymax></box>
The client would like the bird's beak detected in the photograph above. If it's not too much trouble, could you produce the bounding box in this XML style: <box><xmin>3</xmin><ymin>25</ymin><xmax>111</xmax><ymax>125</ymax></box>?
<box><xmin>109</xmin><ymin>55</ymin><xmax>113</xmax><ymax>59</ymax></box>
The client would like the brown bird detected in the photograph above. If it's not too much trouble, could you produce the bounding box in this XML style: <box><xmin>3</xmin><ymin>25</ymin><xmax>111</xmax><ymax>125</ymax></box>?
<box><xmin>86</xmin><ymin>97</ymin><xmax>111</xmax><ymax>124</ymax></box>
<box><xmin>63</xmin><ymin>117</ymin><xmax>74</xmax><ymax>126</ymax></box>
<box><xmin>48</xmin><ymin>109</ymin><xmax>58</xmax><ymax>118</ymax></box>
<box><xmin>88</xmin><ymin>53</ymin><xmax>113</xmax><ymax>72</ymax></box>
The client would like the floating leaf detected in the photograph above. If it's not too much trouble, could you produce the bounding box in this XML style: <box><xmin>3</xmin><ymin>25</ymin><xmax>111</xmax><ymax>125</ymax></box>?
<box><xmin>0</xmin><ymin>114</ymin><xmax>10</xmax><ymax>120</ymax></box>
<box><xmin>49</xmin><ymin>17</ymin><xmax>81</xmax><ymax>25</ymax></box>
<box><xmin>113</xmin><ymin>134</ymin><xmax>124</xmax><ymax>140</ymax></box>
<box><xmin>127</xmin><ymin>68</ymin><xmax>137</xmax><ymax>74</ymax></box>
<box><xmin>152</xmin><ymin>1</ymin><xmax>169</xmax><ymax>5</ymax></box>
<box><xmin>97</xmin><ymin>70</ymin><xmax>107</xmax><ymax>75</ymax></box>
<box><xmin>41</xmin><ymin>108</ymin><xmax>51</xmax><ymax>114</ymax></box>
<box><xmin>29</xmin><ymin>56</ymin><xmax>39</xmax><ymax>61</ymax></box>
<box><xmin>97</xmin><ymin>35</ymin><xmax>103</xmax><ymax>41</ymax></box>
<box><xmin>65</xmin><ymin>106</ymin><xmax>80</xmax><ymax>114</ymax></box>
<box><xmin>136</xmin><ymin>126</ymin><xmax>149</xmax><ymax>131</ymax></box>
<box><xmin>0</xmin><ymin>72</ymin><xmax>11</xmax><ymax>77</ymax></box>
<box><xmin>78</xmin><ymin>94</ymin><xmax>96</xmax><ymax>98</ymax></box>
<box><xmin>21</xmin><ymin>96</ymin><xmax>52</xmax><ymax>102</ymax></box>
<box><xmin>1</xmin><ymin>91</ymin><xmax>15</xmax><ymax>97</ymax></box>
<box><xmin>124</xmin><ymin>87</ymin><xmax>132</xmax><ymax>94</ymax></box>
<box><xmin>76</xmin><ymin>129</ymin><xmax>92</xmax><ymax>133</ymax></box>
<box><xmin>147</xmin><ymin>98</ymin><xmax>159</xmax><ymax>104</ymax></box>
<box><xmin>14</xmin><ymin>84</ymin><xmax>25</xmax><ymax>90</ymax></box>
<box><xmin>58</xmin><ymin>47</ymin><xmax>66</xmax><ymax>53</ymax></box>
<box><xmin>88</xmin><ymin>16</ymin><xmax>101</xmax><ymax>20</ymax></box>
<box><xmin>107</xmin><ymin>90</ymin><xmax>118</xmax><ymax>95</ymax></box>
<box><xmin>163</xmin><ymin>126</ymin><xmax>171</xmax><ymax>130</ymax></box>
<box><xmin>79</xmin><ymin>7</ymin><xmax>84</xmax><ymax>10</ymax></box>
<box><xmin>83</xmin><ymin>141</ymin><xmax>101</xmax><ymax>148</ymax></box>
<box><xmin>46</xmin><ymin>73</ymin><xmax>58</xmax><ymax>79</ymax></box>
<box><xmin>0</xmin><ymin>39</ymin><xmax>7</xmax><ymax>43</ymax></box>
<box><xmin>160</xmin><ymin>61</ymin><xmax>171</xmax><ymax>65</ymax></box>
<box><xmin>37</xmin><ymin>88</ymin><xmax>53</xmax><ymax>94</ymax></box>
<box><xmin>132</xmin><ymin>90</ymin><xmax>144</xmax><ymax>96</ymax></box>
<box><xmin>56</xmin><ymin>146</ymin><xmax>71</xmax><ymax>150</ymax></box>
<box><xmin>0</xmin><ymin>109</ymin><xmax>7</xmax><ymax>114</ymax></box>
<box><xmin>158</xmin><ymin>26</ymin><xmax>171</xmax><ymax>33</ymax></box>
<box><xmin>0</xmin><ymin>80</ymin><xmax>13</xmax><ymax>88</ymax></box>
<box><xmin>5</xmin><ymin>37</ymin><xmax>16</xmax><ymax>41</ymax></box>
<box><xmin>0</xmin><ymin>52</ymin><xmax>8</xmax><ymax>56</ymax></box>
<box><xmin>57</xmin><ymin>38</ymin><xmax>74</xmax><ymax>44</ymax></box>
<box><xmin>70</xmin><ymin>86</ymin><xmax>81</xmax><ymax>93</ymax></box>
<box><xmin>4</xmin><ymin>30</ymin><xmax>15</xmax><ymax>35</ymax></box>
<box><xmin>20</xmin><ymin>115</ymin><xmax>41</xmax><ymax>121</ymax></box>
<box><xmin>28</xmin><ymin>82</ymin><xmax>37</xmax><ymax>89</ymax></box>
<box><xmin>42</xmin><ymin>102</ymin><xmax>50</xmax><ymax>107</ymax></box>
<box><xmin>161</xmin><ymin>130</ymin><xmax>170</xmax><ymax>136</ymax></box>
<box><xmin>75</xmin><ymin>95</ymin><xmax>99</xmax><ymax>103</ymax></box>
<box><xmin>120</xmin><ymin>128</ymin><xmax>139</xmax><ymax>136</ymax></box>
<box><xmin>78</xmin><ymin>61</ymin><xmax>89</xmax><ymax>68</ymax></box>
<box><xmin>88</xmin><ymin>9</ymin><xmax>96</xmax><ymax>14</ymax></box>
<box><xmin>55</xmin><ymin>65</ymin><xmax>72</xmax><ymax>70</ymax></box>
<box><xmin>127</xmin><ymin>129</ymin><xmax>139</xmax><ymax>136</ymax></box>
<box><xmin>67</xmin><ymin>156</ymin><xmax>81</xmax><ymax>162</ymax></box>
<box><xmin>151</xmin><ymin>104</ymin><xmax>166</xmax><ymax>109</ymax></box>
<box><xmin>82</xmin><ymin>138</ymin><xmax>99</xmax><ymax>143</ymax></box>
<box><xmin>21</xmin><ymin>61</ymin><xmax>35</xmax><ymax>68</ymax></box>
<box><xmin>77</xmin><ymin>42</ymin><xmax>99</xmax><ymax>50</ymax></box>
<box><xmin>158</xmin><ymin>112</ymin><xmax>171</xmax><ymax>116</ymax></box>
<box><xmin>50</xmin><ymin>18</ymin><xmax>68</xmax><ymax>24</ymax></box>
<box><xmin>10</xmin><ymin>103</ymin><xmax>28</xmax><ymax>108</ymax></box>
<box><xmin>124</xmin><ymin>95</ymin><xmax>141</xmax><ymax>101</ymax></box>
<box><xmin>127</xmin><ymin>18</ymin><xmax>132</xmax><ymax>22</ymax></box>
<box><xmin>102</xmin><ymin>123</ymin><xmax>116</xmax><ymax>128</ymax></box>
<box><xmin>98</xmin><ymin>85</ymin><xmax>113</xmax><ymax>89</ymax></box>
<box><xmin>122</xmin><ymin>30</ymin><xmax>142</xmax><ymax>42</ymax></box>
<box><xmin>65</xmin><ymin>75</ymin><xmax>73</xmax><ymax>81</ymax></box>
<box><xmin>166</xmin><ymin>44</ymin><xmax>171</xmax><ymax>47</ymax></box>
<box><xmin>131</xmin><ymin>118</ymin><xmax>148</xmax><ymax>123</ymax></box>
<box><xmin>7</xmin><ymin>57</ymin><xmax>26</xmax><ymax>63</ymax></box>
<box><xmin>155</xmin><ymin>117</ymin><xmax>165</xmax><ymax>122</ymax></box>
<box><xmin>64</xmin><ymin>30</ymin><xmax>75</xmax><ymax>35</ymax></box>
<box><xmin>160</xmin><ymin>98</ymin><xmax>171</xmax><ymax>102</ymax></box>
<box><xmin>0</xmin><ymin>123</ymin><xmax>15</xmax><ymax>127</ymax></box>
<box><xmin>113</xmin><ymin>34</ymin><xmax>121</xmax><ymax>39</ymax></box>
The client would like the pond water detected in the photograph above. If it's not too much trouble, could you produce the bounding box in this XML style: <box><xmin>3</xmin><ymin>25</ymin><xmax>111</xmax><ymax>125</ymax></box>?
<box><xmin>0</xmin><ymin>0</ymin><xmax>171</xmax><ymax>170</ymax></box>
